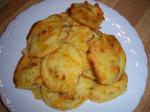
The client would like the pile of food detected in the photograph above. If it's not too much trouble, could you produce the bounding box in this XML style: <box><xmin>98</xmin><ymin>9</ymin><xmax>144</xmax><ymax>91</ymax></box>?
<box><xmin>14</xmin><ymin>1</ymin><xmax>128</xmax><ymax>110</ymax></box>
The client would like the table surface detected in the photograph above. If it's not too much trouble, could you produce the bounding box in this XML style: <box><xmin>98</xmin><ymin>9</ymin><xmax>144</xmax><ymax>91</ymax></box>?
<box><xmin>0</xmin><ymin>0</ymin><xmax>150</xmax><ymax>112</ymax></box>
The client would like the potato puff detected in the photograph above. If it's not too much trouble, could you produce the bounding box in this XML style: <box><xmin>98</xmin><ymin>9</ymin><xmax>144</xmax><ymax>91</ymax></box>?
<box><xmin>90</xmin><ymin>72</ymin><xmax>128</xmax><ymax>103</ymax></box>
<box><xmin>14</xmin><ymin>55</ymin><xmax>43</xmax><ymax>89</ymax></box>
<box><xmin>66</xmin><ymin>26</ymin><xmax>99</xmax><ymax>79</ymax></box>
<box><xmin>88</xmin><ymin>34</ymin><xmax>126</xmax><ymax>84</ymax></box>
<box><xmin>68</xmin><ymin>1</ymin><xmax>104</xmax><ymax>31</ymax></box>
<box><xmin>41</xmin><ymin>85</ymin><xmax>84</xmax><ymax>110</ymax></box>
<box><xmin>27</xmin><ymin>14</ymin><xmax>63</xmax><ymax>48</ymax></box>
<box><xmin>60</xmin><ymin>76</ymin><xmax>95</xmax><ymax>100</ymax></box>
<box><xmin>27</xmin><ymin>14</ymin><xmax>69</xmax><ymax>57</ymax></box>
<box><xmin>41</xmin><ymin>43</ymin><xmax>83</xmax><ymax>93</ymax></box>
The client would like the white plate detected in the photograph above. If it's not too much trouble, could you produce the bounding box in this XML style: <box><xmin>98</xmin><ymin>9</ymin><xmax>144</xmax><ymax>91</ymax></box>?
<box><xmin>0</xmin><ymin>0</ymin><xmax>148</xmax><ymax>112</ymax></box>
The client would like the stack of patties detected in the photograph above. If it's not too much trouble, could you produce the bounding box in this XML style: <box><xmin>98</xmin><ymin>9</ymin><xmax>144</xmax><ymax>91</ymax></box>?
<box><xmin>14</xmin><ymin>1</ymin><xmax>128</xmax><ymax>110</ymax></box>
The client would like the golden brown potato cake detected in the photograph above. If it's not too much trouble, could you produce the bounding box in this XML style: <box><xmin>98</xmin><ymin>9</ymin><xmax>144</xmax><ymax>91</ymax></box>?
<box><xmin>27</xmin><ymin>14</ymin><xmax>63</xmax><ymax>48</ymax></box>
<box><xmin>41</xmin><ymin>85</ymin><xmax>84</xmax><ymax>110</ymax></box>
<box><xmin>60</xmin><ymin>76</ymin><xmax>95</xmax><ymax>100</ymax></box>
<box><xmin>27</xmin><ymin>14</ymin><xmax>69</xmax><ymax>57</ymax></box>
<box><xmin>88</xmin><ymin>34</ymin><xmax>126</xmax><ymax>84</ymax></box>
<box><xmin>68</xmin><ymin>1</ymin><xmax>104</xmax><ymax>31</ymax></box>
<box><xmin>14</xmin><ymin>55</ymin><xmax>42</xmax><ymax>89</ymax></box>
<box><xmin>90</xmin><ymin>72</ymin><xmax>128</xmax><ymax>103</ymax></box>
<box><xmin>41</xmin><ymin>43</ymin><xmax>83</xmax><ymax>93</ymax></box>
<box><xmin>66</xmin><ymin>25</ymin><xmax>99</xmax><ymax>79</ymax></box>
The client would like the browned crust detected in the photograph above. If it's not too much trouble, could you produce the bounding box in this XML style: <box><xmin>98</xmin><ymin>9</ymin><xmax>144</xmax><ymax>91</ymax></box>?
<box><xmin>13</xmin><ymin>55</ymin><xmax>25</xmax><ymax>87</ymax></box>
